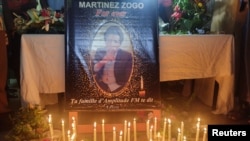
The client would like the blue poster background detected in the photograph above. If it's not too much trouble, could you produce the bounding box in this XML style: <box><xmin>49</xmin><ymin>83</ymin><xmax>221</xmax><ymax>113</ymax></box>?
<box><xmin>65</xmin><ymin>0</ymin><xmax>160</xmax><ymax>110</ymax></box>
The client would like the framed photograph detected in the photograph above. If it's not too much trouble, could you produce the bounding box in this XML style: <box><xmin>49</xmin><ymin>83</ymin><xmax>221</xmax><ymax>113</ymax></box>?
<box><xmin>65</xmin><ymin>0</ymin><xmax>160</xmax><ymax>110</ymax></box>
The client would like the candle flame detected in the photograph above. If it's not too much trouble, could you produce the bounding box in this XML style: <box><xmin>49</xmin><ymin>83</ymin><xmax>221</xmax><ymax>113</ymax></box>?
<box><xmin>168</xmin><ymin>118</ymin><xmax>171</xmax><ymax>123</ymax></box>
<box><xmin>48</xmin><ymin>114</ymin><xmax>52</xmax><ymax>123</ymax></box>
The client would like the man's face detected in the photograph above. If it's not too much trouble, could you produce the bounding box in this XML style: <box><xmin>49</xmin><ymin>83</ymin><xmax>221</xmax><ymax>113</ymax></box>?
<box><xmin>105</xmin><ymin>34</ymin><xmax>121</xmax><ymax>52</ymax></box>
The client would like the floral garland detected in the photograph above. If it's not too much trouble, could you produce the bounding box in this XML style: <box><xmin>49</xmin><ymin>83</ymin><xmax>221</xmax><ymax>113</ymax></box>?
<box><xmin>13</xmin><ymin>8</ymin><xmax>64</xmax><ymax>34</ymax></box>
<box><xmin>160</xmin><ymin>0</ymin><xmax>212</xmax><ymax>34</ymax></box>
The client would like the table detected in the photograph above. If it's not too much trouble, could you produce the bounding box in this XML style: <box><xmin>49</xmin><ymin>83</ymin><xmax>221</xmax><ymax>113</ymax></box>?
<box><xmin>20</xmin><ymin>34</ymin><xmax>65</xmax><ymax>106</ymax></box>
<box><xmin>20</xmin><ymin>34</ymin><xmax>234</xmax><ymax>114</ymax></box>
<box><xmin>159</xmin><ymin>35</ymin><xmax>235</xmax><ymax>115</ymax></box>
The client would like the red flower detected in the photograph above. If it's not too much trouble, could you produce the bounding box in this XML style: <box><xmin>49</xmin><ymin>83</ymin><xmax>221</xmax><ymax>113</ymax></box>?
<box><xmin>171</xmin><ymin>11</ymin><xmax>182</xmax><ymax>21</ymax></box>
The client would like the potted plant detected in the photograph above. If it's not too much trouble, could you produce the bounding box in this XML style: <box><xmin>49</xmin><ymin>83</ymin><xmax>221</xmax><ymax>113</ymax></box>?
<box><xmin>5</xmin><ymin>106</ymin><xmax>49</xmax><ymax>141</ymax></box>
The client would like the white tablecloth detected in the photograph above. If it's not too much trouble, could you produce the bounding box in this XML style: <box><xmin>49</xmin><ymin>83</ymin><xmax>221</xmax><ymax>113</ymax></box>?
<box><xmin>159</xmin><ymin>35</ymin><xmax>234</xmax><ymax>81</ymax></box>
<box><xmin>20</xmin><ymin>34</ymin><xmax>234</xmax><ymax>114</ymax></box>
<box><xmin>160</xmin><ymin>35</ymin><xmax>235</xmax><ymax>114</ymax></box>
<box><xmin>20</xmin><ymin>34</ymin><xmax>65</xmax><ymax>106</ymax></box>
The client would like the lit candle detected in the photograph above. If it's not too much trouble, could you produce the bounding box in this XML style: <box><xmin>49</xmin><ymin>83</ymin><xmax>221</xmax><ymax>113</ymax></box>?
<box><xmin>195</xmin><ymin>123</ymin><xmax>200</xmax><ymax>141</ymax></box>
<box><xmin>140</xmin><ymin>75</ymin><xmax>144</xmax><ymax>90</ymax></box>
<box><xmin>72</xmin><ymin>116</ymin><xmax>76</xmax><ymax>124</ymax></box>
<box><xmin>197</xmin><ymin>118</ymin><xmax>200</xmax><ymax>129</ymax></box>
<box><xmin>124</xmin><ymin>120</ymin><xmax>127</xmax><ymax>141</ymax></box>
<box><xmin>94</xmin><ymin>122</ymin><xmax>97</xmax><ymax>141</ymax></box>
<box><xmin>62</xmin><ymin>119</ymin><xmax>65</xmax><ymax>141</ymax></box>
<box><xmin>133</xmin><ymin>118</ymin><xmax>137</xmax><ymax>141</ymax></box>
<box><xmin>113</xmin><ymin>127</ymin><xmax>116</xmax><ymax>141</ymax></box>
<box><xmin>72</xmin><ymin>123</ymin><xmax>76</xmax><ymax>138</ymax></box>
<box><xmin>154</xmin><ymin>117</ymin><xmax>157</xmax><ymax>139</ymax></box>
<box><xmin>202</xmin><ymin>128</ymin><xmax>207</xmax><ymax>141</ymax></box>
<box><xmin>48</xmin><ymin>114</ymin><xmax>54</xmax><ymax>139</ymax></box>
<box><xmin>168</xmin><ymin>119</ymin><xmax>171</xmax><ymax>141</ymax></box>
<box><xmin>180</xmin><ymin>121</ymin><xmax>184</xmax><ymax>141</ymax></box>
<box><xmin>162</xmin><ymin>118</ymin><xmax>167</xmax><ymax>141</ymax></box>
<box><xmin>150</xmin><ymin>125</ymin><xmax>153</xmax><ymax>141</ymax></box>
<box><xmin>146</xmin><ymin>120</ymin><xmax>150</xmax><ymax>139</ymax></box>
<box><xmin>177</xmin><ymin>128</ymin><xmax>181</xmax><ymax>141</ymax></box>
<box><xmin>119</xmin><ymin>131</ymin><xmax>123</xmax><ymax>141</ymax></box>
<box><xmin>157</xmin><ymin>132</ymin><xmax>161</xmax><ymax>141</ymax></box>
<box><xmin>71</xmin><ymin>133</ymin><xmax>76</xmax><ymax>141</ymax></box>
<box><xmin>102</xmin><ymin>119</ymin><xmax>105</xmax><ymax>141</ymax></box>
<box><xmin>127</xmin><ymin>122</ymin><xmax>131</xmax><ymax>141</ymax></box>
<box><xmin>72</xmin><ymin>116</ymin><xmax>76</xmax><ymax>138</ymax></box>
<box><xmin>67</xmin><ymin>130</ymin><xmax>71</xmax><ymax>141</ymax></box>
<box><xmin>183</xmin><ymin>136</ymin><xmax>186</xmax><ymax>141</ymax></box>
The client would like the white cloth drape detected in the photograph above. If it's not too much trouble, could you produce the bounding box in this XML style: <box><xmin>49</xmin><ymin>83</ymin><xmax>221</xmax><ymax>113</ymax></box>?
<box><xmin>159</xmin><ymin>35</ymin><xmax>235</xmax><ymax>115</ymax></box>
<box><xmin>20</xmin><ymin>34</ymin><xmax>65</xmax><ymax>106</ymax></box>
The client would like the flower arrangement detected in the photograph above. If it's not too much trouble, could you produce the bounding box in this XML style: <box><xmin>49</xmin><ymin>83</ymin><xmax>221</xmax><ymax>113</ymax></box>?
<box><xmin>13</xmin><ymin>8</ymin><xmax>64</xmax><ymax>34</ymax></box>
<box><xmin>5</xmin><ymin>106</ymin><xmax>49</xmax><ymax>141</ymax></box>
<box><xmin>160</xmin><ymin>0</ymin><xmax>212</xmax><ymax>34</ymax></box>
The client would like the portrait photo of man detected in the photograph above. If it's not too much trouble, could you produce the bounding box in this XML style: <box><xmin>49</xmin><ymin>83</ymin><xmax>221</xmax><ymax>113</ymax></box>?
<box><xmin>92</xmin><ymin>24</ymin><xmax>133</xmax><ymax>94</ymax></box>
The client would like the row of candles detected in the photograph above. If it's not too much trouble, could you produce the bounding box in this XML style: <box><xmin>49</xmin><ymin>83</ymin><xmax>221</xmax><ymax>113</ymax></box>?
<box><xmin>48</xmin><ymin>114</ymin><xmax>207</xmax><ymax>141</ymax></box>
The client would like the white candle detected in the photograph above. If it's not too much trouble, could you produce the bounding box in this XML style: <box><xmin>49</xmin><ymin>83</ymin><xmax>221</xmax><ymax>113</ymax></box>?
<box><xmin>72</xmin><ymin>123</ymin><xmax>76</xmax><ymax>138</ymax></box>
<box><xmin>48</xmin><ymin>114</ymin><xmax>54</xmax><ymax>139</ymax></box>
<box><xmin>119</xmin><ymin>131</ymin><xmax>123</xmax><ymax>141</ymax></box>
<box><xmin>127</xmin><ymin>122</ymin><xmax>131</xmax><ymax>141</ymax></box>
<box><xmin>72</xmin><ymin>117</ymin><xmax>76</xmax><ymax>124</ymax></box>
<box><xmin>72</xmin><ymin>116</ymin><xmax>76</xmax><ymax>138</ymax></box>
<box><xmin>183</xmin><ymin>136</ymin><xmax>186</xmax><ymax>141</ymax></box>
<box><xmin>157</xmin><ymin>132</ymin><xmax>161</xmax><ymax>141</ymax></box>
<box><xmin>154</xmin><ymin>117</ymin><xmax>157</xmax><ymax>139</ymax></box>
<box><xmin>71</xmin><ymin>133</ymin><xmax>76</xmax><ymax>141</ymax></box>
<box><xmin>150</xmin><ymin>125</ymin><xmax>153</xmax><ymax>141</ymax></box>
<box><xmin>177</xmin><ymin>128</ymin><xmax>181</xmax><ymax>141</ymax></box>
<box><xmin>162</xmin><ymin>118</ymin><xmax>167</xmax><ymax>141</ymax></box>
<box><xmin>180</xmin><ymin>121</ymin><xmax>184</xmax><ymax>141</ymax></box>
<box><xmin>67</xmin><ymin>130</ymin><xmax>71</xmax><ymax>141</ymax></box>
<box><xmin>168</xmin><ymin>119</ymin><xmax>171</xmax><ymax>141</ymax></box>
<box><xmin>102</xmin><ymin>119</ymin><xmax>105</xmax><ymax>141</ymax></box>
<box><xmin>124</xmin><ymin>120</ymin><xmax>127</xmax><ymax>141</ymax></box>
<box><xmin>197</xmin><ymin>118</ymin><xmax>200</xmax><ymax>126</ymax></box>
<box><xmin>195</xmin><ymin>123</ymin><xmax>200</xmax><ymax>141</ymax></box>
<box><xmin>133</xmin><ymin>118</ymin><xmax>137</xmax><ymax>141</ymax></box>
<box><xmin>141</xmin><ymin>75</ymin><xmax>144</xmax><ymax>90</ymax></box>
<box><xmin>62</xmin><ymin>119</ymin><xmax>65</xmax><ymax>141</ymax></box>
<box><xmin>113</xmin><ymin>127</ymin><xmax>116</xmax><ymax>141</ymax></box>
<box><xmin>94</xmin><ymin>122</ymin><xmax>97</xmax><ymax>141</ymax></box>
<box><xmin>146</xmin><ymin>120</ymin><xmax>150</xmax><ymax>139</ymax></box>
<box><xmin>202</xmin><ymin>128</ymin><xmax>207</xmax><ymax>141</ymax></box>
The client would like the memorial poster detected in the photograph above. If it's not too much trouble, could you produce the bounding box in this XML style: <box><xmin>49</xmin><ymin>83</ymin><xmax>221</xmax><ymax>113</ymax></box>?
<box><xmin>65</xmin><ymin>0</ymin><xmax>160</xmax><ymax>110</ymax></box>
